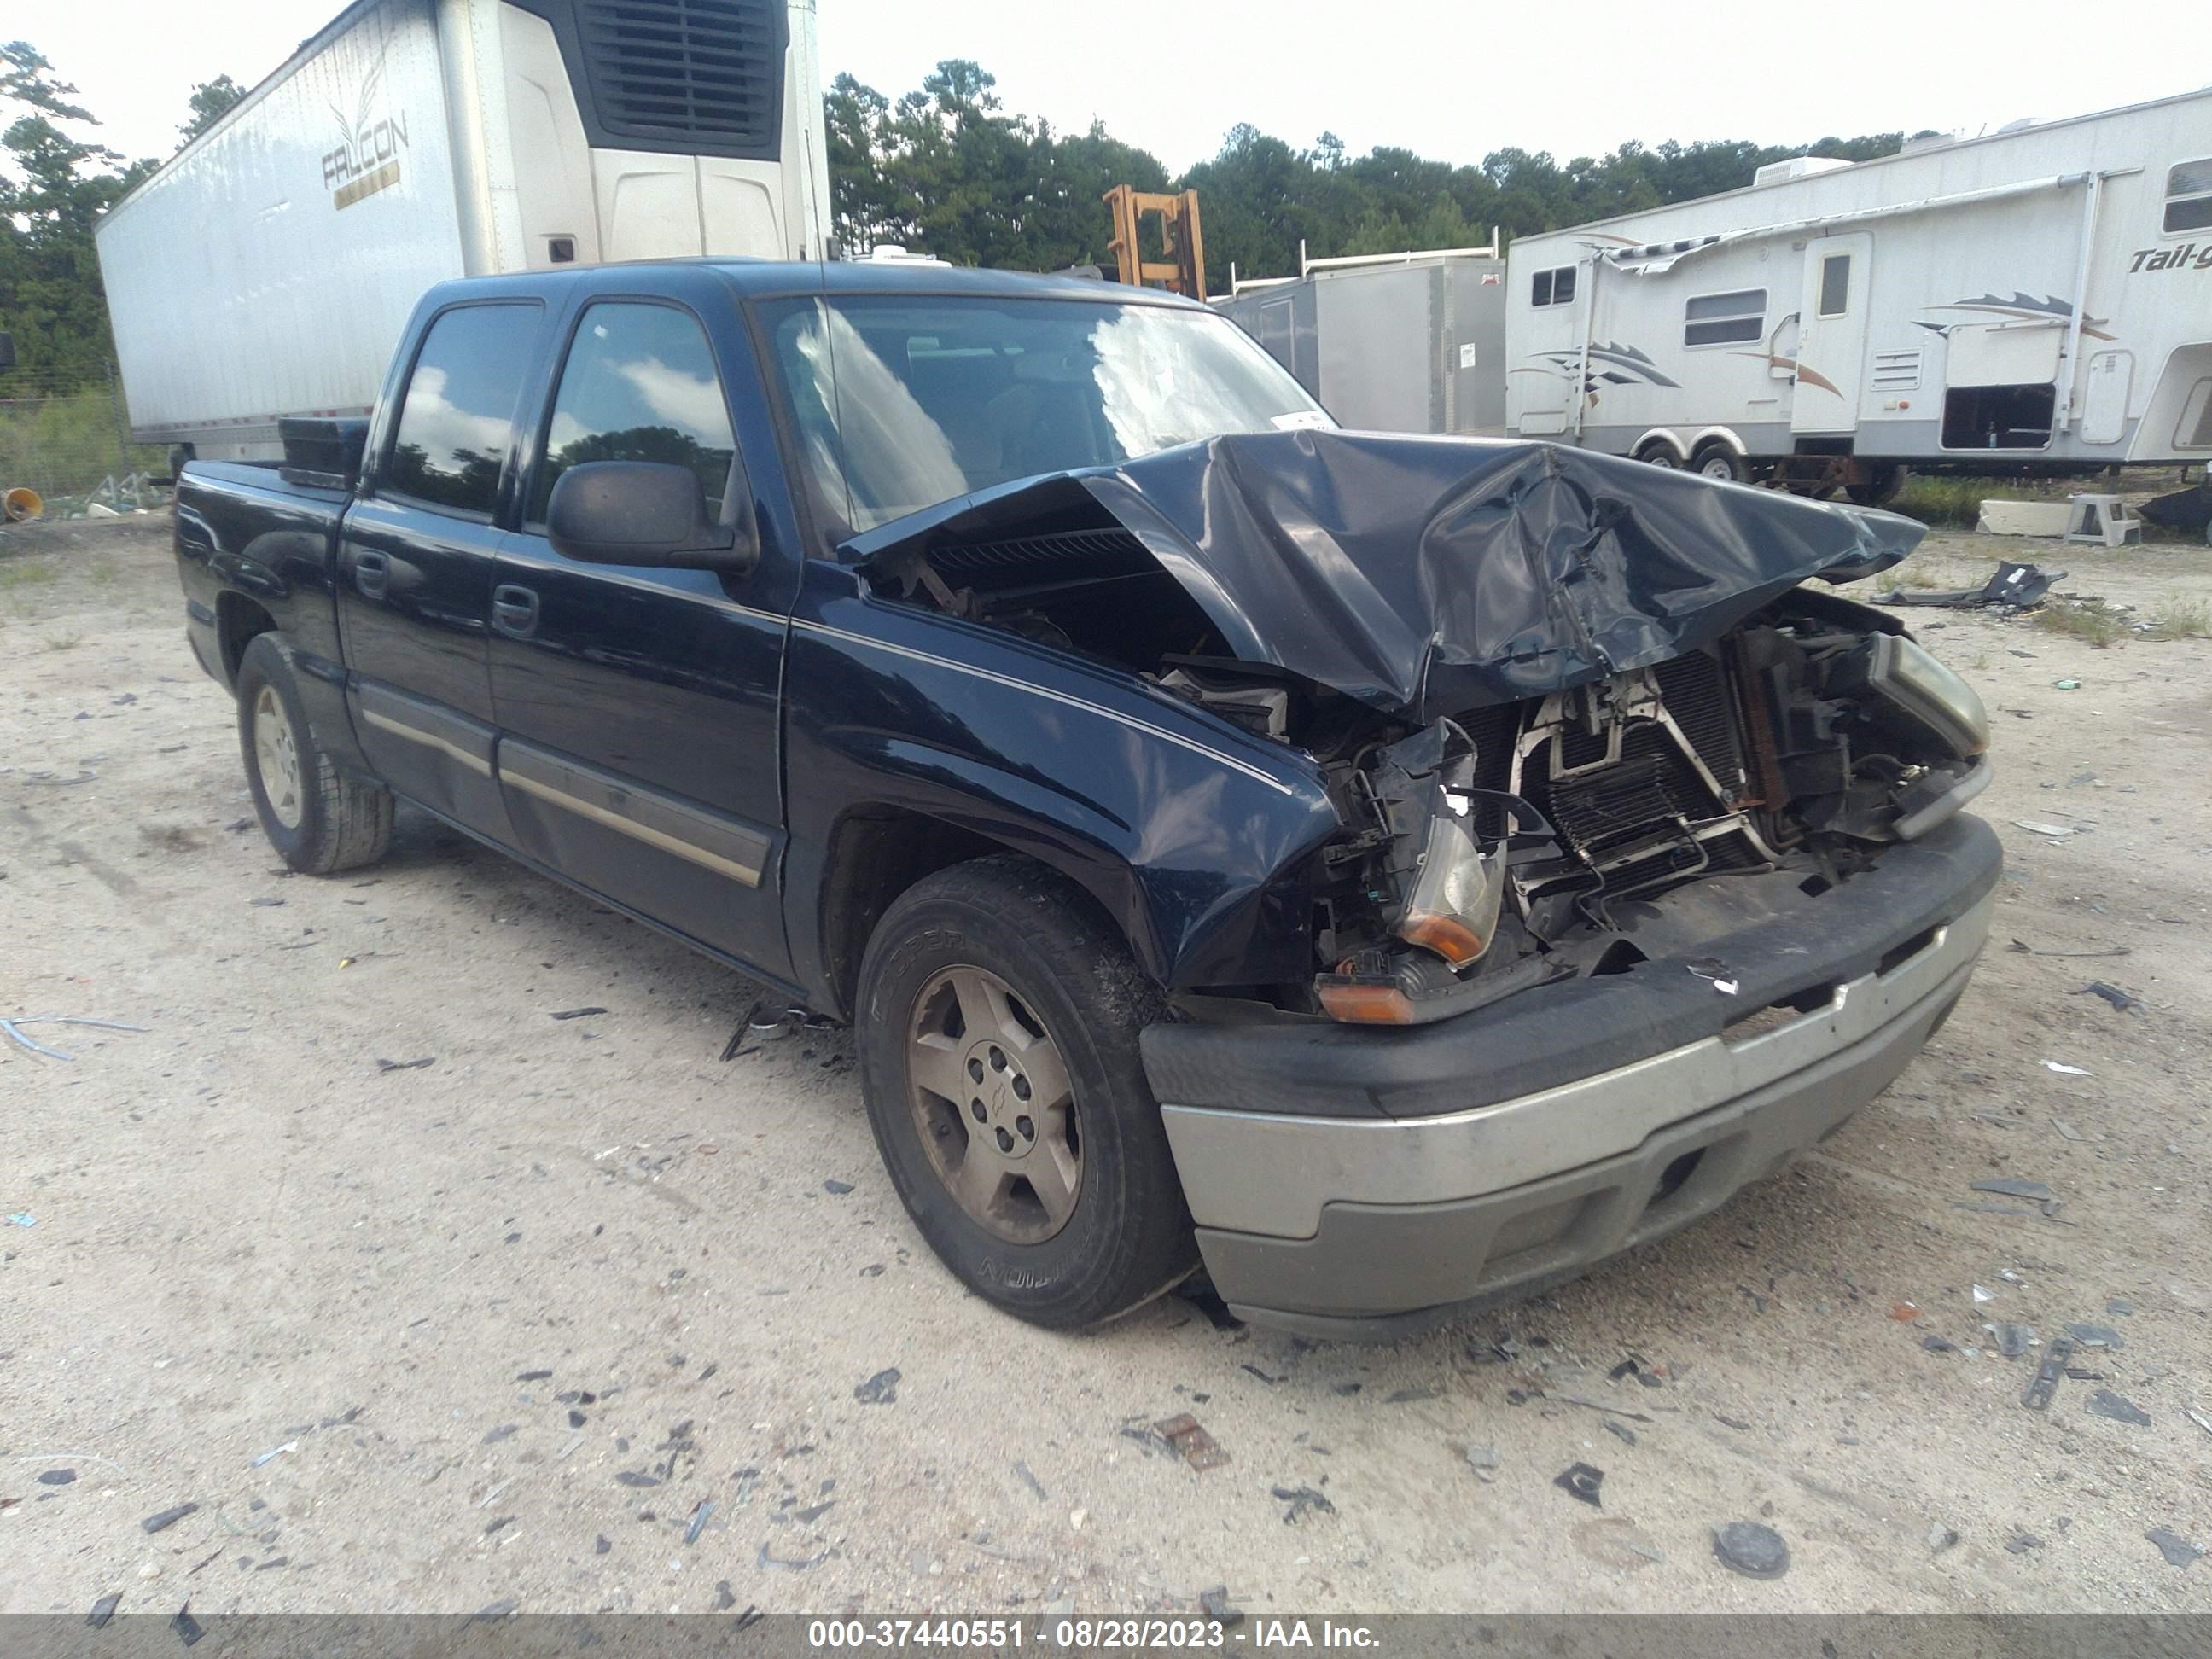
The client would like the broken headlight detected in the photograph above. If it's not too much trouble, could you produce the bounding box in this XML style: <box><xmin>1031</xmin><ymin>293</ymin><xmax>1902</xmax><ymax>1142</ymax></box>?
<box><xmin>1397</xmin><ymin>796</ymin><xmax>1507</xmax><ymax>968</ymax></box>
<box><xmin>1840</xmin><ymin>633</ymin><xmax>1989</xmax><ymax>760</ymax></box>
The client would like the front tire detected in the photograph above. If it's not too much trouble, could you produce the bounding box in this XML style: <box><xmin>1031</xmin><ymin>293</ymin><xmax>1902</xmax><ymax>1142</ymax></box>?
<box><xmin>1636</xmin><ymin>442</ymin><xmax>1680</xmax><ymax>469</ymax></box>
<box><xmin>1692</xmin><ymin>444</ymin><xmax>1749</xmax><ymax>483</ymax></box>
<box><xmin>236</xmin><ymin>632</ymin><xmax>393</xmax><ymax>875</ymax></box>
<box><xmin>855</xmin><ymin>856</ymin><xmax>1196</xmax><ymax>1328</ymax></box>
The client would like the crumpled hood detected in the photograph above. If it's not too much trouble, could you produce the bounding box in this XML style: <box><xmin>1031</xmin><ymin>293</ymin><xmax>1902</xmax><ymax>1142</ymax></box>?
<box><xmin>844</xmin><ymin>431</ymin><xmax>1921</xmax><ymax>720</ymax></box>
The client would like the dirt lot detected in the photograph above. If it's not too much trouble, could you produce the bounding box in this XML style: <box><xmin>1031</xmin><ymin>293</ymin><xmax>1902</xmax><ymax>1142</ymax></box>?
<box><xmin>3</xmin><ymin>510</ymin><xmax>2210</xmax><ymax>1618</ymax></box>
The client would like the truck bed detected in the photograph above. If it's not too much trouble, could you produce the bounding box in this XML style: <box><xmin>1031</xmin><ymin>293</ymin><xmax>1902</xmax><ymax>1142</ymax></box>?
<box><xmin>174</xmin><ymin>461</ymin><xmax>351</xmax><ymax>696</ymax></box>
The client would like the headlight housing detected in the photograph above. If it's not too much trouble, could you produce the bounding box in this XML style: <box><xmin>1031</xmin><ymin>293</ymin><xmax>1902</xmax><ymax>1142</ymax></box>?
<box><xmin>1846</xmin><ymin>633</ymin><xmax>1989</xmax><ymax>759</ymax></box>
<box><xmin>1396</xmin><ymin>797</ymin><xmax>1507</xmax><ymax>967</ymax></box>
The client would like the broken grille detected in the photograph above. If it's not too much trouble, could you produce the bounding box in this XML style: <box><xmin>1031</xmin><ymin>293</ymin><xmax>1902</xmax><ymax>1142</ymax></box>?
<box><xmin>578</xmin><ymin>0</ymin><xmax>782</xmax><ymax>148</ymax></box>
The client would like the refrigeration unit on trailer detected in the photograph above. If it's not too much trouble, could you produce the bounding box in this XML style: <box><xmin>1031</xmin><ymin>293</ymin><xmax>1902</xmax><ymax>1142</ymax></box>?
<box><xmin>94</xmin><ymin>0</ymin><xmax>830</xmax><ymax>462</ymax></box>
<box><xmin>1216</xmin><ymin>247</ymin><xmax>1510</xmax><ymax>436</ymax></box>
<box><xmin>1504</xmin><ymin>89</ymin><xmax>2212</xmax><ymax>497</ymax></box>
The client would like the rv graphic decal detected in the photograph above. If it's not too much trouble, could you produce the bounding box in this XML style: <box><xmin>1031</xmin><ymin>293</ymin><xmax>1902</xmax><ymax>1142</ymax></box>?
<box><xmin>2128</xmin><ymin>242</ymin><xmax>2212</xmax><ymax>274</ymax></box>
<box><xmin>323</xmin><ymin>48</ymin><xmax>408</xmax><ymax>212</ymax></box>
<box><xmin>1912</xmin><ymin>294</ymin><xmax>2112</xmax><ymax>341</ymax></box>
<box><xmin>1730</xmin><ymin>351</ymin><xmax>1842</xmax><ymax>398</ymax></box>
<box><xmin>1511</xmin><ymin>342</ymin><xmax>1682</xmax><ymax>393</ymax></box>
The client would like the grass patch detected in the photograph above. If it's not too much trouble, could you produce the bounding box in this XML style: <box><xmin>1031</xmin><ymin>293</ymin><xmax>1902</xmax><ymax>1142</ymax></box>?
<box><xmin>1889</xmin><ymin>476</ymin><xmax>1994</xmax><ymax>529</ymax></box>
<box><xmin>2030</xmin><ymin>601</ymin><xmax>2127</xmax><ymax>648</ymax></box>
<box><xmin>2145</xmin><ymin>598</ymin><xmax>2210</xmax><ymax>640</ymax></box>
<box><xmin>42</xmin><ymin>630</ymin><xmax>84</xmax><ymax>651</ymax></box>
<box><xmin>0</xmin><ymin>556</ymin><xmax>58</xmax><ymax>589</ymax></box>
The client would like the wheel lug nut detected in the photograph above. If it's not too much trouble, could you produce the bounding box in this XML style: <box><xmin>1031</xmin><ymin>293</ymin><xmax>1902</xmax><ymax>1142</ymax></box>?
<box><xmin>995</xmin><ymin>1127</ymin><xmax>1014</xmax><ymax>1154</ymax></box>
<box><xmin>1016</xmin><ymin>1115</ymin><xmax>1034</xmax><ymax>1140</ymax></box>
<box><xmin>970</xmin><ymin>1098</ymin><xmax>987</xmax><ymax>1123</ymax></box>
<box><xmin>989</xmin><ymin>1047</ymin><xmax>1006</xmax><ymax>1071</ymax></box>
<box><xmin>967</xmin><ymin>1057</ymin><xmax>984</xmax><ymax>1082</ymax></box>
<box><xmin>1011</xmin><ymin>1074</ymin><xmax>1031</xmax><ymax>1101</ymax></box>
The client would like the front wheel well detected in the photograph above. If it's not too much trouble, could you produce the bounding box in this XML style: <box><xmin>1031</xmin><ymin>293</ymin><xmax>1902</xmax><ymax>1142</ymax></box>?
<box><xmin>819</xmin><ymin>807</ymin><xmax>1019</xmax><ymax>1021</ymax></box>
<box><xmin>216</xmin><ymin>591</ymin><xmax>277</xmax><ymax>687</ymax></box>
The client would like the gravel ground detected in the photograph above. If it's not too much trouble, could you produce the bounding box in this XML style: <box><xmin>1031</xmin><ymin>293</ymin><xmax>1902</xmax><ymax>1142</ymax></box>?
<box><xmin>3</xmin><ymin>511</ymin><xmax>2209</xmax><ymax>1618</ymax></box>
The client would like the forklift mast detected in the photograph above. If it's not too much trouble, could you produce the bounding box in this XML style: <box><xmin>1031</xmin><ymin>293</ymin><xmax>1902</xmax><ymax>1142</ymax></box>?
<box><xmin>1103</xmin><ymin>185</ymin><xmax>1207</xmax><ymax>301</ymax></box>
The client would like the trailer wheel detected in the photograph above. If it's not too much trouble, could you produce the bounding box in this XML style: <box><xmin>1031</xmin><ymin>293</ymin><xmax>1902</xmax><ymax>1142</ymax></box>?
<box><xmin>1691</xmin><ymin>444</ymin><xmax>1749</xmax><ymax>483</ymax></box>
<box><xmin>236</xmin><ymin>633</ymin><xmax>394</xmax><ymax>875</ymax></box>
<box><xmin>854</xmin><ymin>855</ymin><xmax>1196</xmax><ymax>1328</ymax></box>
<box><xmin>1846</xmin><ymin>464</ymin><xmax>1906</xmax><ymax>507</ymax></box>
<box><xmin>1635</xmin><ymin>441</ymin><xmax>1680</xmax><ymax>469</ymax></box>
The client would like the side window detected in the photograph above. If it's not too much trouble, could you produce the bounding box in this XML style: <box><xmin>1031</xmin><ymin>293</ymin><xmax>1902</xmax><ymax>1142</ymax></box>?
<box><xmin>529</xmin><ymin>302</ymin><xmax>736</xmax><ymax>525</ymax></box>
<box><xmin>384</xmin><ymin>304</ymin><xmax>540</xmax><ymax>515</ymax></box>
<box><xmin>1817</xmin><ymin>253</ymin><xmax>1851</xmax><ymax>317</ymax></box>
<box><xmin>2166</xmin><ymin>160</ymin><xmax>2212</xmax><ymax>235</ymax></box>
<box><xmin>1530</xmin><ymin>265</ymin><xmax>1576</xmax><ymax>307</ymax></box>
<box><xmin>1684</xmin><ymin>288</ymin><xmax>1767</xmax><ymax>347</ymax></box>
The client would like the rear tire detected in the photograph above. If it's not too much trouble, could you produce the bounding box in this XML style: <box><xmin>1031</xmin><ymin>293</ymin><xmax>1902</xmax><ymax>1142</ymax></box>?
<box><xmin>854</xmin><ymin>855</ymin><xmax>1196</xmax><ymax>1328</ymax></box>
<box><xmin>1636</xmin><ymin>442</ymin><xmax>1680</xmax><ymax>469</ymax></box>
<box><xmin>236</xmin><ymin>632</ymin><xmax>393</xmax><ymax>875</ymax></box>
<box><xmin>1692</xmin><ymin>444</ymin><xmax>1749</xmax><ymax>483</ymax></box>
<box><xmin>1846</xmin><ymin>463</ymin><xmax>1906</xmax><ymax>506</ymax></box>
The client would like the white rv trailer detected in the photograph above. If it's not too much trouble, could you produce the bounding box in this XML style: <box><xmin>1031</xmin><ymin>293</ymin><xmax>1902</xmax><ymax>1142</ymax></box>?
<box><xmin>1504</xmin><ymin>89</ymin><xmax>2212</xmax><ymax>498</ymax></box>
<box><xmin>94</xmin><ymin>0</ymin><xmax>830</xmax><ymax>461</ymax></box>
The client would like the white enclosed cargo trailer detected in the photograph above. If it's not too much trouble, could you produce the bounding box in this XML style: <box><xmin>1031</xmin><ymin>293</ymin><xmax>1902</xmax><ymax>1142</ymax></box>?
<box><xmin>95</xmin><ymin>0</ymin><xmax>829</xmax><ymax>460</ymax></box>
<box><xmin>1504</xmin><ymin>90</ymin><xmax>2212</xmax><ymax>494</ymax></box>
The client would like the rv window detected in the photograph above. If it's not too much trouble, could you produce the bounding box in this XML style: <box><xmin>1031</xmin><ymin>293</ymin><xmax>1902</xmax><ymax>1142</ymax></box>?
<box><xmin>1530</xmin><ymin>265</ymin><xmax>1575</xmax><ymax>307</ymax></box>
<box><xmin>2166</xmin><ymin>159</ymin><xmax>2212</xmax><ymax>234</ymax></box>
<box><xmin>384</xmin><ymin>303</ymin><xmax>543</xmax><ymax>517</ymax></box>
<box><xmin>1683</xmin><ymin>289</ymin><xmax>1767</xmax><ymax>347</ymax></box>
<box><xmin>1817</xmin><ymin>254</ymin><xmax>1851</xmax><ymax>317</ymax></box>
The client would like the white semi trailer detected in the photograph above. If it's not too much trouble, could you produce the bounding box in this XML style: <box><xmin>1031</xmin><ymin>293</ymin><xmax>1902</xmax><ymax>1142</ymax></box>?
<box><xmin>1504</xmin><ymin>89</ymin><xmax>2212</xmax><ymax>498</ymax></box>
<box><xmin>95</xmin><ymin>0</ymin><xmax>830</xmax><ymax>461</ymax></box>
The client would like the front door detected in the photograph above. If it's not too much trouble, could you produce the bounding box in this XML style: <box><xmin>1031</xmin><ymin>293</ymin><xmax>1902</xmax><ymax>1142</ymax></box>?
<box><xmin>488</xmin><ymin>296</ymin><xmax>791</xmax><ymax>975</ymax></box>
<box><xmin>337</xmin><ymin>300</ymin><xmax>545</xmax><ymax>841</ymax></box>
<box><xmin>1790</xmin><ymin>232</ymin><xmax>1872</xmax><ymax>434</ymax></box>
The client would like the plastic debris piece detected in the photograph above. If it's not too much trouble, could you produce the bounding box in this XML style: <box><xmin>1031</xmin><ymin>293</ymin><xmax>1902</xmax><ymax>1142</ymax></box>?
<box><xmin>2107</xmin><ymin>1299</ymin><xmax>2133</xmax><ymax>1317</ymax></box>
<box><xmin>1154</xmin><ymin>1413</ymin><xmax>1230</xmax><ymax>1472</ymax></box>
<box><xmin>1889</xmin><ymin>1302</ymin><xmax>1920</xmax><ymax>1321</ymax></box>
<box><xmin>1686</xmin><ymin>958</ymin><xmax>1739</xmax><ymax>995</ymax></box>
<box><xmin>2066</xmin><ymin>1324</ymin><xmax>2123</xmax><ymax>1349</ymax></box>
<box><xmin>1271</xmin><ymin>1484</ymin><xmax>1335</xmax><ymax>1524</ymax></box>
<box><xmin>823</xmin><ymin>1179</ymin><xmax>854</xmax><ymax>1195</ymax></box>
<box><xmin>38</xmin><ymin>1469</ymin><xmax>75</xmax><ymax>1486</ymax></box>
<box><xmin>2075</xmin><ymin>981</ymin><xmax>2143</xmax><ymax>1014</ymax></box>
<box><xmin>1603</xmin><ymin>1419</ymin><xmax>1639</xmax><ymax>1447</ymax></box>
<box><xmin>1927</xmin><ymin>1525</ymin><xmax>1959</xmax><ymax>1553</ymax></box>
<box><xmin>4</xmin><ymin>1213</ymin><xmax>33</xmax><ymax>1228</ymax></box>
<box><xmin>1972</xmin><ymin>1284</ymin><xmax>1996</xmax><ymax>1303</ymax></box>
<box><xmin>86</xmin><ymin>1593</ymin><xmax>121</xmax><ymax>1628</ymax></box>
<box><xmin>2013</xmin><ymin>819</ymin><xmax>2077</xmax><ymax>839</ymax></box>
<box><xmin>1712</xmin><ymin>1522</ymin><xmax>1790</xmax><ymax>1580</ymax></box>
<box><xmin>2044</xmin><ymin>1062</ymin><xmax>2093</xmax><ymax>1076</ymax></box>
<box><xmin>1553</xmin><ymin>1463</ymin><xmax>1604</xmax><ymax>1508</ymax></box>
<box><xmin>2087</xmin><ymin>1389</ymin><xmax>2151</xmax><ymax>1427</ymax></box>
<box><xmin>1985</xmin><ymin>1324</ymin><xmax>2036</xmax><ymax>1358</ymax></box>
<box><xmin>375</xmin><ymin>1057</ymin><xmax>434</xmax><ymax>1073</ymax></box>
<box><xmin>614</xmin><ymin>1471</ymin><xmax>659</xmax><ymax>1487</ymax></box>
<box><xmin>1922</xmin><ymin>1336</ymin><xmax>1957</xmax><ymax>1353</ymax></box>
<box><xmin>2006</xmin><ymin>1534</ymin><xmax>2043</xmax><ymax>1554</ymax></box>
<box><xmin>2052</xmin><ymin>678</ymin><xmax>2080</xmax><ymax>691</ymax></box>
<box><xmin>1014</xmin><ymin>1461</ymin><xmax>1045</xmax><ymax>1500</ymax></box>
<box><xmin>1974</xmin><ymin>1178</ymin><xmax>2054</xmax><ymax>1201</ymax></box>
<box><xmin>2148</xmin><ymin>1528</ymin><xmax>2204</xmax><ymax>1569</ymax></box>
<box><xmin>549</xmin><ymin>1007</ymin><xmax>607</xmax><ymax>1020</ymax></box>
<box><xmin>481</xmin><ymin>1424</ymin><xmax>517</xmax><ymax>1444</ymax></box>
<box><xmin>2022</xmin><ymin>1339</ymin><xmax>2074</xmax><ymax>1410</ymax></box>
<box><xmin>2186</xmin><ymin>1409</ymin><xmax>2212</xmax><ymax>1440</ymax></box>
<box><xmin>142</xmin><ymin>1504</ymin><xmax>200</xmax><ymax>1534</ymax></box>
<box><xmin>1197</xmin><ymin>1586</ymin><xmax>1244</xmax><ymax>1627</ymax></box>
<box><xmin>1462</xmin><ymin>1444</ymin><xmax>1501</xmax><ymax>1483</ymax></box>
<box><xmin>758</xmin><ymin>1540</ymin><xmax>829</xmax><ymax>1571</ymax></box>
<box><xmin>853</xmin><ymin>1368</ymin><xmax>900</xmax><ymax>1406</ymax></box>
<box><xmin>684</xmin><ymin>1499</ymin><xmax>714</xmax><ymax>1545</ymax></box>
<box><xmin>172</xmin><ymin>1603</ymin><xmax>206</xmax><ymax>1647</ymax></box>
<box><xmin>2051</xmin><ymin>1119</ymin><xmax>2084</xmax><ymax>1142</ymax></box>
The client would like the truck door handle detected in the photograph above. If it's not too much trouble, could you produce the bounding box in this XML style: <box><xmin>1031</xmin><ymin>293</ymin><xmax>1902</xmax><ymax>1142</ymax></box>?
<box><xmin>352</xmin><ymin>550</ymin><xmax>390</xmax><ymax>598</ymax></box>
<box><xmin>492</xmin><ymin>584</ymin><xmax>539</xmax><ymax>640</ymax></box>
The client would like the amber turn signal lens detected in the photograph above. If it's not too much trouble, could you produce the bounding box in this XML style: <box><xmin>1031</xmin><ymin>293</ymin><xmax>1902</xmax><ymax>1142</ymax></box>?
<box><xmin>1315</xmin><ymin>981</ymin><xmax>1420</xmax><ymax>1024</ymax></box>
<box><xmin>1400</xmin><ymin>912</ymin><xmax>1488</xmax><ymax>969</ymax></box>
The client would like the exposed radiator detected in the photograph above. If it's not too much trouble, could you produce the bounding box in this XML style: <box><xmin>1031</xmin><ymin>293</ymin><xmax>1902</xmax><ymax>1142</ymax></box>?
<box><xmin>1652</xmin><ymin>649</ymin><xmax>1748</xmax><ymax>804</ymax></box>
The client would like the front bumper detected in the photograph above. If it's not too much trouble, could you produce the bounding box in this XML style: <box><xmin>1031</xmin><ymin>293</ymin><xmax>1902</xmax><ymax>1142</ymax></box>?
<box><xmin>1144</xmin><ymin>814</ymin><xmax>2000</xmax><ymax>1337</ymax></box>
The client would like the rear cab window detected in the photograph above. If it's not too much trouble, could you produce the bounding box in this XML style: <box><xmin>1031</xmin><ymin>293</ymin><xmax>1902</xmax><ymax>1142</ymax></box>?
<box><xmin>381</xmin><ymin>303</ymin><xmax>542</xmax><ymax>516</ymax></box>
<box><xmin>527</xmin><ymin>301</ymin><xmax>739</xmax><ymax>527</ymax></box>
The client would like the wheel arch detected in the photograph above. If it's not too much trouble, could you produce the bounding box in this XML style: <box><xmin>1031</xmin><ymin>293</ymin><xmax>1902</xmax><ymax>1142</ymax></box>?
<box><xmin>215</xmin><ymin>591</ymin><xmax>278</xmax><ymax>686</ymax></box>
<box><xmin>1686</xmin><ymin>426</ymin><xmax>1751</xmax><ymax>460</ymax></box>
<box><xmin>1630</xmin><ymin>428</ymin><xmax>1691</xmax><ymax>463</ymax></box>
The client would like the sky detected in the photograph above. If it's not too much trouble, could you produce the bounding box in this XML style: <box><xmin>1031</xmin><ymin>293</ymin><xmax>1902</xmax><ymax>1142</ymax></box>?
<box><xmin>23</xmin><ymin>0</ymin><xmax>2210</xmax><ymax>175</ymax></box>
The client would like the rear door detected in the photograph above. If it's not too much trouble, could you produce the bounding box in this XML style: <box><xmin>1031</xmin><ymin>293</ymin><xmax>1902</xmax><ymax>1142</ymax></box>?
<box><xmin>487</xmin><ymin>293</ymin><xmax>793</xmax><ymax>974</ymax></box>
<box><xmin>1790</xmin><ymin>233</ymin><xmax>1872</xmax><ymax>435</ymax></box>
<box><xmin>338</xmin><ymin>301</ymin><xmax>544</xmax><ymax>840</ymax></box>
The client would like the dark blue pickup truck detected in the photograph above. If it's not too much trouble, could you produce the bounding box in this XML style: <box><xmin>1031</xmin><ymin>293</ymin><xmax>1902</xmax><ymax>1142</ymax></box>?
<box><xmin>175</xmin><ymin>259</ymin><xmax>2000</xmax><ymax>1336</ymax></box>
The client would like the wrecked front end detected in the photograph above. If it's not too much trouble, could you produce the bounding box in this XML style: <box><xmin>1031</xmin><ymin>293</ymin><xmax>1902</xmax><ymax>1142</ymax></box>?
<box><xmin>849</xmin><ymin>432</ymin><xmax>1990</xmax><ymax>1031</ymax></box>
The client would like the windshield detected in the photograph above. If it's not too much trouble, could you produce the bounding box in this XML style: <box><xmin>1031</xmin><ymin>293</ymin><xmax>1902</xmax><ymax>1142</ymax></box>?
<box><xmin>760</xmin><ymin>294</ymin><xmax>1332</xmax><ymax>538</ymax></box>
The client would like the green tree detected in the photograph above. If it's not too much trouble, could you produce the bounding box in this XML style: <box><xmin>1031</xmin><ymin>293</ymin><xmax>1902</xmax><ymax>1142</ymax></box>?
<box><xmin>0</xmin><ymin>41</ymin><xmax>155</xmax><ymax>393</ymax></box>
<box><xmin>178</xmin><ymin>73</ymin><xmax>246</xmax><ymax>147</ymax></box>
